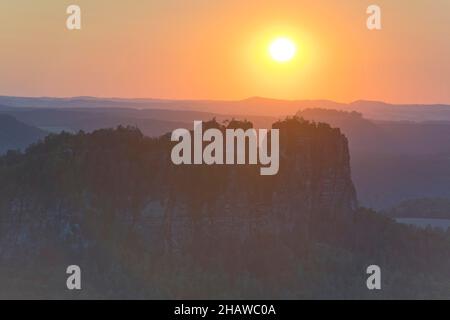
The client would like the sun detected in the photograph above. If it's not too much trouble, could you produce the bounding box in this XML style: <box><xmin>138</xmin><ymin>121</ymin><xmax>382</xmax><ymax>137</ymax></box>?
<box><xmin>269</xmin><ymin>37</ymin><xmax>297</xmax><ymax>63</ymax></box>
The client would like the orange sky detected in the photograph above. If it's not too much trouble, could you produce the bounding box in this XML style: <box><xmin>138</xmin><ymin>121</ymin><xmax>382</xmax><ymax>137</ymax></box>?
<box><xmin>0</xmin><ymin>0</ymin><xmax>449</xmax><ymax>104</ymax></box>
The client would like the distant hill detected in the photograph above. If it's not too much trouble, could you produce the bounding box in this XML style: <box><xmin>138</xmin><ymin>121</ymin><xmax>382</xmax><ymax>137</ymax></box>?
<box><xmin>2</xmin><ymin>95</ymin><xmax>450</xmax><ymax>121</ymax></box>
<box><xmin>0</xmin><ymin>106</ymin><xmax>276</xmax><ymax>135</ymax></box>
<box><xmin>0</xmin><ymin>114</ymin><xmax>47</xmax><ymax>154</ymax></box>
<box><xmin>2</xmin><ymin>108</ymin><xmax>194</xmax><ymax>137</ymax></box>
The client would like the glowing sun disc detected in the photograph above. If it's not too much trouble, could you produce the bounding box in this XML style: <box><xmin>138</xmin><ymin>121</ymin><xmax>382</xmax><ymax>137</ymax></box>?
<box><xmin>269</xmin><ymin>38</ymin><xmax>296</xmax><ymax>62</ymax></box>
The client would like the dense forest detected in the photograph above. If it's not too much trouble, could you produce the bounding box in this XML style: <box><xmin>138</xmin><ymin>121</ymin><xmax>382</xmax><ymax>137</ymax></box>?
<box><xmin>0</xmin><ymin>118</ymin><xmax>449</xmax><ymax>299</ymax></box>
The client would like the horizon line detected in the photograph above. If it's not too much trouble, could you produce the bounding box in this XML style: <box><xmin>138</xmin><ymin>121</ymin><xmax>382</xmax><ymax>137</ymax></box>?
<box><xmin>1</xmin><ymin>94</ymin><xmax>450</xmax><ymax>107</ymax></box>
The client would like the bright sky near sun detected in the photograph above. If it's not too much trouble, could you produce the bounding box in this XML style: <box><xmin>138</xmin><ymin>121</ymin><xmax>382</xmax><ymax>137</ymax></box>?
<box><xmin>0</xmin><ymin>0</ymin><xmax>449</xmax><ymax>104</ymax></box>
<box><xmin>269</xmin><ymin>38</ymin><xmax>297</xmax><ymax>62</ymax></box>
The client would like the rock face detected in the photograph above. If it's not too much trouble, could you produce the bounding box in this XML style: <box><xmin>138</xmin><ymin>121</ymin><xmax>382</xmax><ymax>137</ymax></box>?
<box><xmin>160</xmin><ymin>118</ymin><xmax>358</xmax><ymax>252</ymax></box>
<box><xmin>0</xmin><ymin>118</ymin><xmax>358</xmax><ymax>298</ymax></box>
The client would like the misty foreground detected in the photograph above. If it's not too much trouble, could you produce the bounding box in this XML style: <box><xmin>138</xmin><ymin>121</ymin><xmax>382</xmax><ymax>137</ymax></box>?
<box><xmin>0</xmin><ymin>118</ymin><xmax>449</xmax><ymax>299</ymax></box>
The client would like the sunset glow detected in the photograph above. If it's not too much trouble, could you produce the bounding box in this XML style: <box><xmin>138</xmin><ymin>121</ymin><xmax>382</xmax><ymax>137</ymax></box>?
<box><xmin>0</xmin><ymin>1</ymin><xmax>449</xmax><ymax>103</ymax></box>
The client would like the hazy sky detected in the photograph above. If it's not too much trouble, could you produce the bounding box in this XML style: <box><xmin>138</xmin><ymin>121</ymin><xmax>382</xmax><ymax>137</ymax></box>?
<box><xmin>0</xmin><ymin>0</ymin><xmax>449</xmax><ymax>103</ymax></box>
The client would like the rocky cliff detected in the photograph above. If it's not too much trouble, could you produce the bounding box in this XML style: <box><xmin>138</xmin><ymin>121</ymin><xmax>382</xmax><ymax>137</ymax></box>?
<box><xmin>0</xmin><ymin>117</ymin><xmax>360</xmax><ymax>298</ymax></box>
